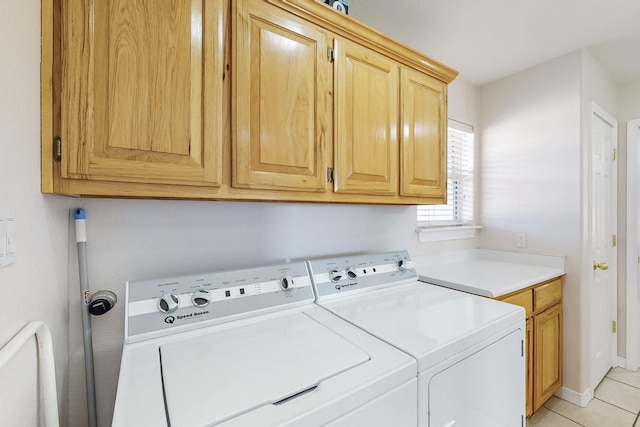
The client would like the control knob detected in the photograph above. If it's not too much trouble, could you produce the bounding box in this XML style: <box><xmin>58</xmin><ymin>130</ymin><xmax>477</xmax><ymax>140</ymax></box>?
<box><xmin>329</xmin><ymin>269</ymin><xmax>344</xmax><ymax>282</ymax></box>
<box><xmin>280</xmin><ymin>276</ymin><xmax>294</xmax><ymax>291</ymax></box>
<box><xmin>192</xmin><ymin>289</ymin><xmax>212</xmax><ymax>307</ymax></box>
<box><xmin>396</xmin><ymin>259</ymin><xmax>406</xmax><ymax>272</ymax></box>
<box><xmin>346</xmin><ymin>266</ymin><xmax>358</xmax><ymax>280</ymax></box>
<box><xmin>158</xmin><ymin>293</ymin><xmax>179</xmax><ymax>313</ymax></box>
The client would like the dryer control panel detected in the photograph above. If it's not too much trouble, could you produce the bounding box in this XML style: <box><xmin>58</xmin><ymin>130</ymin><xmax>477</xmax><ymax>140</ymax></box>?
<box><xmin>125</xmin><ymin>262</ymin><xmax>313</xmax><ymax>342</ymax></box>
<box><xmin>308</xmin><ymin>250</ymin><xmax>418</xmax><ymax>300</ymax></box>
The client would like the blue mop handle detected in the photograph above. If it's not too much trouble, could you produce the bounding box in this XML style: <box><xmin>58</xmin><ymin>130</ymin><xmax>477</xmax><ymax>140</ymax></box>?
<box><xmin>73</xmin><ymin>208</ymin><xmax>98</xmax><ymax>427</ymax></box>
<box><xmin>74</xmin><ymin>208</ymin><xmax>87</xmax><ymax>243</ymax></box>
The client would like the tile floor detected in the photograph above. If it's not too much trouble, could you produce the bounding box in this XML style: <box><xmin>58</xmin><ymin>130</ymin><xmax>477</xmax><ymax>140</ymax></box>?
<box><xmin>528</xmin><ymin>367</ymin><xmax>640</xmax><ymax>426</ymax></box>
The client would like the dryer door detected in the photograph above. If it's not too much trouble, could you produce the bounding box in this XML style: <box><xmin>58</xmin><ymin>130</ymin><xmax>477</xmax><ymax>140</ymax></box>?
<box><xmin>428</xmin><ymin>329</ymin><xmax>525</xmax><ymax>427</ymax></box>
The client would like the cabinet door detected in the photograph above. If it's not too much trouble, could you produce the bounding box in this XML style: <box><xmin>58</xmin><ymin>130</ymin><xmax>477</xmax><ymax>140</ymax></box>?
<box><xmin>60</xmin><ymin>0</ymin><xmax>224</xmax><ymax>186</ymax></box>
<box><xmin>400</xmin><ymin>68</ymin><xmax>447</xmax><ymax>198</ymax></box>
<box><xmin>526</xmin><ymin>318</ymin><xmax>534</xmax><ymax>417</ymax></box>
<box><xmin>233</xmin><ymin>0</ymin><xmax>331</xmax><ymax>192</ymax></box>
<box><xmin>534</xmin><ymin>304</ymin><xmax>563</xmax><ymax>411</ymax></box>
<box><xmin>334</xmin><ymin>39</ymin><xmax>399</xmax><ymax>195</ymax></box>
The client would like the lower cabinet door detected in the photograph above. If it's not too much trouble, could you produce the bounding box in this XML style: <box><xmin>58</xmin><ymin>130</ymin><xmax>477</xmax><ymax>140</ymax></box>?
<box><xmin>534</xmin><ymin>303</ymin><xmax>563</xmax><ymax>411</ymax></box>
<box><xmin>526</xmin><ymin>318</ymin><xmax>534</xmax><ymax>417</ymax></box>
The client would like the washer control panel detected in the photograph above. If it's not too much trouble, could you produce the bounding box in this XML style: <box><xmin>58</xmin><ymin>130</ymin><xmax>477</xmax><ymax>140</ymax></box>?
<box><xmin>308</xmin><ymin>250</ymin><xmax>417</xmax><ymax>300</ymax></box>
<box><xmin>125</xmin><ymin>262</ymin><xmax>313</xmax><ymax>342</ymax></box>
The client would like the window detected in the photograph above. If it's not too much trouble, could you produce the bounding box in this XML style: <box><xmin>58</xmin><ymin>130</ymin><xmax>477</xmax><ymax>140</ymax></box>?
<box><xmin>417</xmin><ymin>119</ymin><xmax>475</xmax><ymax>229</ymax></box>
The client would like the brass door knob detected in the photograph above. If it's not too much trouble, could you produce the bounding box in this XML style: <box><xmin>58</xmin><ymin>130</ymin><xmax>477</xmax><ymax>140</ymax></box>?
<box><xmin>593</xmin><ymin>261</ymin><xmax>609</xmax><ymax>271</ymax></box>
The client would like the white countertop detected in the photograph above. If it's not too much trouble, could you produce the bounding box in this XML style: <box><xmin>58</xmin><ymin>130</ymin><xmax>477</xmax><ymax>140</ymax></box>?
<box><xmin>412</xmin><ymin>249</ymin><xmax>566</xmax><ymax>298</ymax></box>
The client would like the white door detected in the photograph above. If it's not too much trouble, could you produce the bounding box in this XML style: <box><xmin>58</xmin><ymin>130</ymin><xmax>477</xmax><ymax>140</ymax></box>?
<box><xmin>626</xmin><ymin>118</ymin><xmax>640</xmax><ymax>371</ymax></box>
<box><xmin>590</xmin><ymin>103</ymin><xmax>618</xmax><ymax>390</ymax></box>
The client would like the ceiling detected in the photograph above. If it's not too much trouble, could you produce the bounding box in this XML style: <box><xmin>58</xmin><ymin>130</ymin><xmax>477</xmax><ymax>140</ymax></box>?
<box><xmin>348</xmin><ymin>0</ymin><xmax>640</xmax><ymax>86</ymax></box>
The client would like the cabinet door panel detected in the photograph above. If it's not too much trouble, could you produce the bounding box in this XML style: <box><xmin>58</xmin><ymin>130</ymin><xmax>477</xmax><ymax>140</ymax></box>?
<box><xmin>400</xmin><ymin>68</ymin><xmax>446</xmax><ymax>198</ymax></box>
<box><xmin>234</xmin><ymin>0</ymin><xmax>330</xmax><ymax>191</ymax></box>
<box><xmin>534</xmin><ymin>279</ymin><xmax>562</xmax><ymax>312</ymax></box>
<box><xmin>334</xmin><ymin>39</ymin><xmax>398</xmax><ymax>195</ymax></box>
<box><xmin>61</xmin><ymin>0</ymin><xmax>224</xmax><ymax>185</ymax></box>
<box><xmin>526</xmin><ymin>318</ymin><xmax>534</xmax><ymax>417</ymax></box>
<box><xmin>534</xmin><ymin>304</ymin><xmax>563</xmax><ymax>411</ymax></box>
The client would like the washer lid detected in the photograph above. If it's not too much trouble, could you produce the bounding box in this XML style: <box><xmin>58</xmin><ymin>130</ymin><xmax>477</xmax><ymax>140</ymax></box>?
<box><xmin>160</xmin><ymin>311</ymin><xmax>370</xmax><ymax>426</ymax></box>
<box><xmin>319</xmin><ymin>282</ymin><xmax>524</xmax><ymax>372</ymax></box>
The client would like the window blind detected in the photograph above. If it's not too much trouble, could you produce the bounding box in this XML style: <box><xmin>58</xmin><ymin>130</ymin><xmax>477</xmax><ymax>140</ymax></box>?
<box><xmin>417</xmin><ymin>120</ymin><xmax>474</xmax><ymax>226</ymax></box>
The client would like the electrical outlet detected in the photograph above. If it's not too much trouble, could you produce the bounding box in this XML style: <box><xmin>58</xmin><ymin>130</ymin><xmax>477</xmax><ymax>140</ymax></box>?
<box><xmin>516</xmin><ymin>232</ymin><xmax>527</xmax><ymax>248</ymax></box>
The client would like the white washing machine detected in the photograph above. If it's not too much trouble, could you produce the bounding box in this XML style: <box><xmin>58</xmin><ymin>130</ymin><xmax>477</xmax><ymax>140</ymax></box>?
<box><xmin>307</xmin><ymin>251</ymin><xmax>526</xmax><ymax>427</ymax></box>
<box><xmin>112</xmin><ymin>261</ymin><xmax>417</xmax><ymax>427</ymax></box>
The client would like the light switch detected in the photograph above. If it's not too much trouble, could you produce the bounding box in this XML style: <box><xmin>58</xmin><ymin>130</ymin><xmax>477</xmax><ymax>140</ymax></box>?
<box><xmin>0</xmin><ymin>218</ymin><xmax>5</xmax><ymax>257</ymax></box>
<box><xmin>0</xmin><ymin>209</ymin><xmax>15</xmax><ymax>267</ymax></box>
<box><xmin>6</xmin><ymin>217</ymin><xmax>15</xmax><ymax>254</ymax></box>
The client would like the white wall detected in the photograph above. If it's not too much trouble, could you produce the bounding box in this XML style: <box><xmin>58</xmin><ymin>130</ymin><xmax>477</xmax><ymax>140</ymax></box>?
<box><xmin>449</xmin><ymin>76</ymin><xmax>480</xmax><ymax>127</ymax></box>
<box><xmin>479</xmin><ymin>48</ymin><xmax>621</xmax><ymax>399</ymax></box>
<box><xmin>0</xmin><ymin>1</ymin><xmax>71</xmax><ymax>425</ymax></box>
<box><xmin>479</xmin><ymin>52</ymin><xmax>584</xmax><ymax>392</ymax></box>
<box><xmin>618</xmin><ymin>81</ymin><xmax>640</xmax><ymax>120</ymax></box>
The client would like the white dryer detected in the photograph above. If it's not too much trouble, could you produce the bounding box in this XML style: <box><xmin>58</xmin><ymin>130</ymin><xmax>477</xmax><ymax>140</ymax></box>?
<box><xmin>307</xmin><ymin>251</ymin><xmax>526</xmax><ymax>427</ymax></box>
<box><xmin>112</xmin><ymin>261</ymin><xmax>417</xmax><ymax>427</ymax></box>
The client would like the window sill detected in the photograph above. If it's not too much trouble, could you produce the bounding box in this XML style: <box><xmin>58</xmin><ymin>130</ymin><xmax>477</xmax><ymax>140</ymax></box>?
<box><xmin>416</xmin><ymin>225</ymin><xmax>483</xmax><ymax>243</ymax></box>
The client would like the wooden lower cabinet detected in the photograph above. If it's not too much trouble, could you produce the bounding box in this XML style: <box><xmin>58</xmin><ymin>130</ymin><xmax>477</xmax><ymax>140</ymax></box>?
<box><xmin>525</xmin><ymin>318</ymin><xmax>534</xmax><ymax>416</ymax></box>
<box><xmin>534</xmin><ymin>303</ymin><xmax>563</xmax><ymax>411</ymax></box>
<box><xmin>499</xmin><ymin>277</ymin><xmax>563</xmax><ymax>417</ymax></box>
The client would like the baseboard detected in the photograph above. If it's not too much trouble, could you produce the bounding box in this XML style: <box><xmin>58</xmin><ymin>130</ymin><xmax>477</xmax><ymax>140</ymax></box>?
<box><xmin>617</xmin><ymin>356</ymin><xmax>627</xmax><ymax>369</ymax></box>
<box><xmin>554</xmin><ymin>386</ymin><xmax>593</xmax><ymax>408</ymax></box>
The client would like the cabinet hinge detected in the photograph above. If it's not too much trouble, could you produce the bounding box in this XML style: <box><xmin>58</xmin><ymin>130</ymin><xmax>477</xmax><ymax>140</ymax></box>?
<box><xmin>327</xmin><ymin>167</ymin><xmax>335</xmax><ymax>183</ymax></box>
<box><xmin>612</xmin><ymin>148</ymin><xmax>617</xmax><ymax>160</ymax></box>
<box><xmin>612</xmin><ymin>321</ymin><xmax>617</xmax><ymax>333</ymax></box>
<box><xmin>612</xmin><ymin>235</ymin><xmax>617</xmax><ymax>247</ymax></box>
<box><xmin>54</xmin><ymin>136</ymin><xmax>62</xmax><ymax>162</ymax></box>
<box><xmin>327</xmin><ymin>47</ymin><xmax>334</xmax><ymax>63</ymax></box>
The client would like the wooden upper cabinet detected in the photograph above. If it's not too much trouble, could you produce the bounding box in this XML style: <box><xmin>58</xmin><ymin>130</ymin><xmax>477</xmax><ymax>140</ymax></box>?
<box><xmin>58</xmin><ymin>0</ymin><xmax>225</xmax><ymax>186</ymax></box>
<box><xmin>233</xmin><ymin>0</ymin><xmax>331</xmax><ymax>192</ymax></box>
<box><xmin>333</xmin><ymin>39</ymin><xmax>399</xmax><ymax>195</ymax></box>
<box><xmin>400</xmin><ymin>67</ymin><xmax>447</xmax><ymax>199</ymax></box>
<box><xmin>44</xmin><ymin>0</ymin><xmax>458</xmax><ymax>202</ymax></box>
